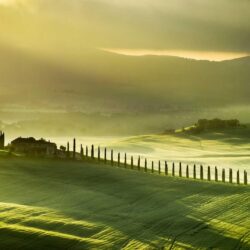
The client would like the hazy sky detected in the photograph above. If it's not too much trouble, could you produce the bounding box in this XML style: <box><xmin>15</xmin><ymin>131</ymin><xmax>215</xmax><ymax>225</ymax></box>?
<box><xmin>0</xmin><ymin>0</ymin><xmax>250</xmax><ymax>115</ymax></box>
<box><xmin>1</xmin><ymin>0</ymin><xmax>250</xmax><ymax>54</ymax></box>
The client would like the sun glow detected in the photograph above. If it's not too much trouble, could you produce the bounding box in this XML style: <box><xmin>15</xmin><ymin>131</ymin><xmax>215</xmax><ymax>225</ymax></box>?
<box><xmin>0</xmin><ymin>0</ymin><xmax>15</xmax><ymax>5</ymax></box>
<box><xmin>101</xmin><ymin>49</ymin><xmax>249</xmax><ymax>62</ymax></box>
<box><xmin>0</xmin><ymin>0</ymin><xmax>30</xmax><ymax>6</ymax></box>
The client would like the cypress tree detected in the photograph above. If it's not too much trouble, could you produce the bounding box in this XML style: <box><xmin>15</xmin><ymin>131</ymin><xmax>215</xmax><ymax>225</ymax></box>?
<box><xmin>91</xmin><ymin>145</ymin><xmax>94</xmax><ymax>159</ymax></box>
<box><xmin>118</xmin><ymin>152</ymin><xmax>120</xmax><ymax>167</ymax></box>
<box><xmin>111</xmin><ymin>150</ymin><xmax>114</xmax><ymax>166</ymax></box>
<box><xmin>237</xmin><ymin>170</ymin><xmax>240</xmax><ymax>185</ymax></box>
<box><xmin>165</xmin><ymin>161</ymin><xmax>168</xmax><ymax>175</ymax></box>
<box><xmin>186</xmin><ymin>165</ymin><xmax>189</xmax><ymax>178</ymax></box>
<box><xmin>73</xmin><ymin>138</ymin><xmax>76</xmax><ymax>159</ymax></box>
<box><xmin>145</xmin><ymin>158</ymin><xmax>148</xmax><ymax>172</ymax></box>
<box><xmin>244</xmin><ymin>170</ymin><xmax>248</xmax><ymax>185</ymax></box>
<box><xmin>179</xmin><ymin>162</ymin><xmax>182</xmax><ymax>177</ymax></box>
<box><xmin>124</xmin><ymin>153</ymin><xmax>127</xmax><ymax>168</ymax></box>
<box><xmin>222</xmin><ymin>169</ymin><xmax>225</xmax><ymax>183</ymax></box>
<box><xmin>172</xmin><ymin>162</ymin><xmax>175</xmax><ymax>176</ymax></box>
<box><xmin>158</xmin><ymin>161</ymin><xmax>161</xmax><ymax>174</ymax></box>
<box><xmin>138</xmin><ymin>156</ymin><xmax>141</xmax><ymax>170</ymax></box>
<box><xmin>131</xmin><ymin>156</ymin><xmax>134</xmax><ymax>169</ymax></box>
<box><xmin>67</xmin><ymin>142</ymin><xmax>70</xmax><ymax>158</ymax></box>
<box><xmin>104</xmin><ymin>148</ymin><xmax>107</xmax><ymax>163</ymax></box>
<box><xmin>207</xmin><ymin>166</ymin><xmax>211</xmax><ymax>181</ymax></box>
<box><xmin>80</xmin><ymin>144</ymin><xmax>84</xmax><ymax>159</ymax></box>
<box><xmin>151</xmin><ymin>161</ymin><xmax>154</xmax><ymax>173</ymax></box>
<box><xmin>86</xmin><ymin>146</ymin><xmax>88</xmax><ymax>158</ymax></box>
<box><xmin>98</xmin><ymin>146</ymin><xmax>101</xmax><ymax>161</ymax></box>
<box><xmin>200</xmin><ymin>165</ymin><xmax>204</xmax><ymax>180</ymax></box>
<box><xmin>229</xmin><ymin>168</ymin><xmax>233</xmax><ymax>184</ymax></box>
<box><xmin>215</xmin><ymin>167</ymin><xmax>218</xmax><ymax>182</ymax></box>
<box><xmin>193</xmin><ymin>164</ymin><xmax>196</xmax><ymax>179</ymax></box>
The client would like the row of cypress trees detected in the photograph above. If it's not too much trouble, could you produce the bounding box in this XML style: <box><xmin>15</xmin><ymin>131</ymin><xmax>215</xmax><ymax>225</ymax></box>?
<box><xmin>67</xmin><ymin>140</ymin><xmax>248</xmax><ymax>185</ymax></box>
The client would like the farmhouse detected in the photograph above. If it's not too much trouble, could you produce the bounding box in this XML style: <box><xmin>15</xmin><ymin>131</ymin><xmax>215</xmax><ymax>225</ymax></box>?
<box><xmin>10</xmin><ymin>137</ymin><xmax>57</xmax><ymax>156</ymax></box>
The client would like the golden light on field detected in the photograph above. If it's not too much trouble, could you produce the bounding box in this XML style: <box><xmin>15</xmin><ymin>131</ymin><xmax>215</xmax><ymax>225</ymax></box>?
<box><xmin>102</xmin><ymin>49</ymin><xmax>249</xmax><ymax>62</ymax></box>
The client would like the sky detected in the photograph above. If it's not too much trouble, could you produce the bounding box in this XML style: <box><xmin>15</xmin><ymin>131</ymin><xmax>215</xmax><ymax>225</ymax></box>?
<box><xmin>1</xmin><ymin>0</ymin><xmax>250</xmax><ymax>54</ymax></box>
<box><xmin>0</xmin><ymin>0</ymin><xmax>250</xmax><ymax>135</ymax></box>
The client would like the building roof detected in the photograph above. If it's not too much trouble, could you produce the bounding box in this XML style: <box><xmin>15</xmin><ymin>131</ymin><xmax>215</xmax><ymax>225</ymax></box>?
<box><xmin>11</xmin><ymin>137</ymin><xmax>56</xmax><ymax>147</ymax></box>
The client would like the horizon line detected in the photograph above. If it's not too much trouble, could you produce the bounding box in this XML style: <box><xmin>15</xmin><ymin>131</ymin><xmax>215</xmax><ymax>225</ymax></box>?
<box><xmin>100</xmin><ymin>48</ymin><xmax>250</xmax><ymax>62</ymax></box>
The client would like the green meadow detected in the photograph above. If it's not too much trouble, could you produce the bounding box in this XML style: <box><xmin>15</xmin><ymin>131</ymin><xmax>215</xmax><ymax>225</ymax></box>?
<box><xmin>0</xmin><ymin>156</ymin><xmax>249</xmax><ymax>249</ymax></box>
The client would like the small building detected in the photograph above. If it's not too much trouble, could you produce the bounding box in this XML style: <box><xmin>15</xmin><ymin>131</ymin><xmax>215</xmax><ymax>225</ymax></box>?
<box><xmin>0</xmin><ymin>131</ymin><xmax>4</xmax><ymax>150</ymax></box>
<box><xmin>10</xmin><ymin>137</ymin><xmax>57</xmax><ymax>156</ymax></box>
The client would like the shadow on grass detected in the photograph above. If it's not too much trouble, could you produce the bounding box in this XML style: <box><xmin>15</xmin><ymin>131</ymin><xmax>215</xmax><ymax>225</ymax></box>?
<box><xmin>0</xmin><ymin>157</ymin><xmax>249</xmax><ymax>249</ymax></box>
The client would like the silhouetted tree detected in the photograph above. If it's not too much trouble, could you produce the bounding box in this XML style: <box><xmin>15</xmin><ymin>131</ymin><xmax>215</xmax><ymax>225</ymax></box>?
<box><xmin>237</xmin><ymin>170</ymin><xmax>240</xmax><ymax>185</ymax></box>
<box><xmin>229</xmin><ymin>168</ymin><xmax>233</xmax><ymax>183</ymax></box>
<box><xmin>131</xmin><ymin>156</ymin><xmax>134</xmax><ymax>169</ymax></box>
<box><xmin>67</xmin><ymin>142</ymin><xmax>70</xmax><ymax>158</ymax></box>
<box><xmin>73</xmin><ymin>138</ymin><xmax>76</xmax><ymax>159</ymax></box>
<box><xmin>138</xmin><ymin>156</ymin><xmax>141</xmax><ymax>170</ymax></box>
<box><xmin>193</xmin><ymin>164</ymin><xmax>196</xmax><ymax>179</ymax></box>
<box><xmin>200</xmin><ymin>165</ymin><xmax>204</xmax><ymax>180</ymax></box>
<box><xmin>111</xmin><ymin>149</ymin><xmax>114</xmax><ymax>166</ymax></box>
<box><xmin>172</xmin><ymin>162</ymin><xmax>175</xmax><ymax>176</ymax></box>
<box><xmin>86</xmin><ymin>146</ymin><xmax>88</xmax><ymax>158</ymax></box>
<box><xmin>124</xmin><ymin>153</ymin><xmax>127</xmax><ymax>168</ymax></box>
<box><xmin>244</xmin><ymin>170</ymin><xmax>248</xmax><ymax>185</ymax></box>
<box><xmin>165</xmin><ymin>161</ymin><xmax>168</xmax><ymax>175</ymax></box>
<box><xmin>118</xmin><ymin>152</ymin><xmax>120</xmax><ymax>167</ymax></box>
<box><xmin>151</xmin><ymin>161</ymin><xmax>154</xmax><ymax>173</ymax></box>
<box><xmin>186</xmin><ymin>165</ymin><xmax>189</xmax><ymax>178</ymax></box>
<box><xmin>179</xmin><ymin>162</ymin><xmax>182</xmax><ymax>177</ymax></box>
<box><xmin>91</xmin><ymin>145</ymin><xmax>94</xmax><ymax>159</ymax></box>
<box><xmin>215</xmin><ymin>167</ymin><xmax>218</xmax><ymax>182</ymax></box>
<box><xmin>207</xmin><ymin>166</ymin><xmax>211</xmax><ymax>181</ymax></box>
<box><xmin>145</xmin><ymin>158</ymin><xmax>148</xmax><ymax>172</ymax></box>
<box><xmin>104</xmin><ymin>148</ymin><xmax>107</xmax><ymax>163</ymax></box>
<box><xmin>222</xmin><ymin>169</ymin><xmax>225</xmax><ymax>183</ymax></box>
<box><xmin>97</xmin><ymin>146</ymin><xmax>100</xmax><ymax>161</ymax></box>
<box><xmin>158</xmin><ymin>161</ymin><xmax>161</xmax><ymax>174</ymax></box>
<box><xmin>80</xmin><ymin>144</ymin><xmax>84</xmax><ymax>158</ymax></box>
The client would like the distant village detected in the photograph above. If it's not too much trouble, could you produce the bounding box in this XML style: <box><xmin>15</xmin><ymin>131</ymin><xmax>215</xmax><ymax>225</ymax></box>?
<box><xmin>0</xmin><ymin>131</ymin><xmax>60</xmax><ymax>157</ymax></box>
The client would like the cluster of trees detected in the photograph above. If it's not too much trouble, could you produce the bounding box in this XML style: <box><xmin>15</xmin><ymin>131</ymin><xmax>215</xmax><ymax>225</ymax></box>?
<box><xmin>163</xmin><ymin>118</ymin><xmax>243</xmax><ymax>135</ymax></box>
<box><xmin>197</xmin><ymin>119</ymin><xmax>240</xmax><ymax>129</ymax></box>
<box><xmin>188</xmin><ymin>119</ymin><xmax>241</xmax><ymax>134</ymax></box>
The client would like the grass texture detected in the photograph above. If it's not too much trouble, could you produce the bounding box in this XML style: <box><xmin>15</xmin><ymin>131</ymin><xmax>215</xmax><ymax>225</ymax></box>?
<box><xmin>0</xmin><ymin>157</ymin><xmax>249</xmax><ymax>249</ymax></box>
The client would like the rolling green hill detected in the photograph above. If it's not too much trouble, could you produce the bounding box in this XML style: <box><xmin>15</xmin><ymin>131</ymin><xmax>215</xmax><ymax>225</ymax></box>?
<box><xmin>0</xmin><ymin>157</ymin><xmax>249</xmax><ymax>249</ymax></box>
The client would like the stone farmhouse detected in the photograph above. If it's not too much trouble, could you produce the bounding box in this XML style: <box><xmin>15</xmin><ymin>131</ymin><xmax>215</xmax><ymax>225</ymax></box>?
<box><xmin>10</xmin><ymin>137</ymin><xmax>57</xmax><ymax>156</ymax></box>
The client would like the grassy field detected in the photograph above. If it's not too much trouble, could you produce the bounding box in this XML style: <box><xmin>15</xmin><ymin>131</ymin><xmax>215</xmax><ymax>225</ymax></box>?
<box><xmin>0</xmin><ymin>156</ymin><xmax>249</xmax><ymax>249</ymax></box>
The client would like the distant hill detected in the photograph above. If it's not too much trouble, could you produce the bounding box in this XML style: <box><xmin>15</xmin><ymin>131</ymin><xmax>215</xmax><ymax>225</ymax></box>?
<box><xmin>164</xmin><ymin>119</ymin><xmax>250</xmax><ymax>139</ymax></box>
<box><xmin>1</xmin><ymin>44</ymin><xmax>250</xmax><ymax>113</ymax></box>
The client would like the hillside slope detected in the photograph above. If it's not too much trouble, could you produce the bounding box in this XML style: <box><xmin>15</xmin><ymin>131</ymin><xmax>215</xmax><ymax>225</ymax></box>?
<box><xmin>0</xmin><ymin>157</ymin><xmax>249</xmax><ymax>249</ymax></box>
